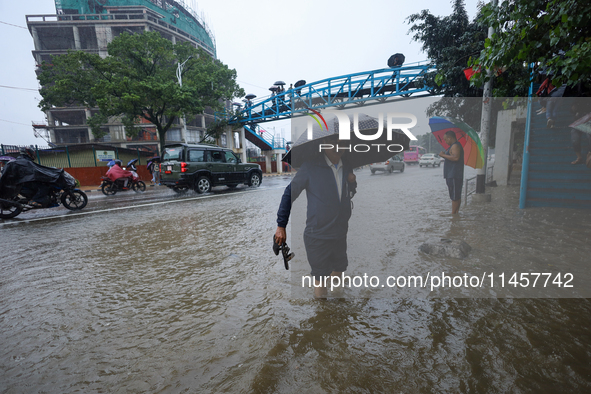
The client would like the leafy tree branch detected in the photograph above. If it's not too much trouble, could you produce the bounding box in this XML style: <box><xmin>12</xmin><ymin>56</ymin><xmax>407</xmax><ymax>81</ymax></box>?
<box><xmin>38</xmin><ymin>31</ymin><xmax>244</xmax><ymax>153</ymax></box>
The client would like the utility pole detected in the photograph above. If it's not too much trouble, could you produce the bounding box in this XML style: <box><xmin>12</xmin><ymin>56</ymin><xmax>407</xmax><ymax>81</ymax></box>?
<box><xmin>176</xmin><ymin>56</ymin><xmax>192</xmax><ymax>143</ymax></box>
<box><xmin>476</xmin><ymin>0</ymin><xmax>498</xmax><ymax>194</ymax></box>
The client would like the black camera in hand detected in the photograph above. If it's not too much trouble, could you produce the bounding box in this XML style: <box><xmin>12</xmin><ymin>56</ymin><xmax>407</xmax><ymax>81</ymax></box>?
<box><xmin>348</xmin><ymin>180</ymin><xmax>357</xmax><ymax>198</ymax></box>
<box><xmin>273</xmin><ymin>235</ymin><xmax>294</xmax><ymax>270</ymax></box>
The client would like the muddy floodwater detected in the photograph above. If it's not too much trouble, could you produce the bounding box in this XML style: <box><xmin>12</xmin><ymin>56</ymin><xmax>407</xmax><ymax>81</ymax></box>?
<box><xmin>1</xmin><ymin>167</ymin><xmax>591</xmax><ymax>393</ymax></box>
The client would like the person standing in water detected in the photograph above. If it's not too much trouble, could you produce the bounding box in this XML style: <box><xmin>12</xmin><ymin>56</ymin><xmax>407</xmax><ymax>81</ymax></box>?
<box><xmin>439</xmin><ymin>130</ymin><xmax>464</xmax><ymax>214</ymax></box>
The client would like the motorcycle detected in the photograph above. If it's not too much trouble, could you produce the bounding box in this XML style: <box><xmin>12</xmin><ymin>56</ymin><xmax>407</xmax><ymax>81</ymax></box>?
<box><xmin>101</xmin><ymin>159</ymin><xmax>146</xmax><ymax>196</ymax></box>
<box><xmin>0</xmin><ymin>159</ymin><xmax>88</xmax><ymax>219</ymax></box>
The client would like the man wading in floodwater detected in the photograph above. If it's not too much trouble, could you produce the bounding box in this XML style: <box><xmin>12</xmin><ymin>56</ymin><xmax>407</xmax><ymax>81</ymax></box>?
<box><xmin>275</xmin><ymin>133</ymin><xmax>356</xmax><ymax>298</ymax></box>
<box><xmin>439</xmin><ymin>130</ymin><xmax>464</xmax><ymax>214</ymax></box>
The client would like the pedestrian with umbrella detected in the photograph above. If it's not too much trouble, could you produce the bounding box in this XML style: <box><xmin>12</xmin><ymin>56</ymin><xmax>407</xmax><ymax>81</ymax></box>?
<box><xmin>429</xmin><ymin>116</ymin><xmax>484</xmax><ymax>214</ymax></box>
<box><xmin>275</xmin><ymin>113</ymin><xmax>409</xmax><ymax>298</ymax></box>
<box><xmin>147</xmin><ymin>156</ymin><xmax>161</xmax><ymax>184</ymax></box>
<box><xmin>244</xmin><ymin>93</ymin><xmax>256</xmax><ymax>108</ymax></box>
<box><xmin>438</xmin><ymin>130</ymin><xmax>464</xmax><ymax>214</ymax></box>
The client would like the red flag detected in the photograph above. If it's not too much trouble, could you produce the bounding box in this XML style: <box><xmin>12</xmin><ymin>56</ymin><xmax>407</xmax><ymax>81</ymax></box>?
<box><xmin>463</xmin><ymin>66</ymin><xmax>481</xmax><ymax>81</ymax></box>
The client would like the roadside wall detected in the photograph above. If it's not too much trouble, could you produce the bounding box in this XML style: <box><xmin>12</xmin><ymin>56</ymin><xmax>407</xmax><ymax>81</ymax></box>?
<box><xmin>0</xmin><ymin>144</ymin><xmax>154</xmax><ymax>169</ymax></box>
<box><xmin>66</xmin><ymin>166</ymin><xmax>151</xmax><ymax>186</ymax></box>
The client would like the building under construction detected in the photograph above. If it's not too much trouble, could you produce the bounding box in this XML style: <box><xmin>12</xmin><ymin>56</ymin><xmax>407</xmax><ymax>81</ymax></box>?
<box><xmin>26</xmin><ymin>0</ymin><xmax>224</xmax><ymax>153</ymax></box>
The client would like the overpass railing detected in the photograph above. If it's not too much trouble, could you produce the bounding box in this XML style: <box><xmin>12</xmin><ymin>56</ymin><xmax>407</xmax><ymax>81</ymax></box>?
<box><xmin>229</xmin><ymin>63</ymin><xmax>436</xmax><ymax>125</ymax></box>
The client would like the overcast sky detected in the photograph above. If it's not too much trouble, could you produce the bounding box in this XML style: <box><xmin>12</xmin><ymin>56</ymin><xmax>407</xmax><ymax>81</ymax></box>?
<box><xmin>0</xmin><ymin>0</ymin><xmax>482</xmax><ymax>146</ymax></box>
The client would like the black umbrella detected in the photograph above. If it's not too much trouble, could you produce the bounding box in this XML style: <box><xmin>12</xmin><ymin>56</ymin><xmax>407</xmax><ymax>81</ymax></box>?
<box><xmin>283</xmin><ymin>113</ymin><xmax>410</xmax><ymax>168</ymax></box>
<box><xmin>274</xmin><ymin>80</ymin><xmax>286</xmax><ymax>86</ymax></box>
<box><xmin>245</xmin><ymin>93</ymin><xmax>257</xmax><ymax>100</ymax></box>
<box><xmin>294</xmin><ymin>80</ymin><xmax>306</xmax><ymax>95</ymax></box>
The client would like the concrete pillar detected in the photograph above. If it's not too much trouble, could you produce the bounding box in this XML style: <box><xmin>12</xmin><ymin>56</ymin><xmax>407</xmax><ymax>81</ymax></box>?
<box><xmin>72</xmin><ymin>26</ymin><xmax>81</xmax><ymax>50</ymax></box>
<box><xmin>180</xmin><ymin>117</ymin><xmax>187</xmax><ymax>143</ymax></box>
<box><xmin>239</xmin><ymin>127</ymin><xmax>247</xmax><ymax>164</ymax></box>
<box><xmin>85</xmin><ymin>109</ymin><xmax>95</xmax><ymax>142</ymax></box>
<box><xmin>95</xmin><ymin>25</ymin><xmax>112</xmax><ymax>58</ymax></box>
<box><xmin>264</xmin><ymin>151</ymin><xmax>272</xmax><ymax>174</ymax></box>
<box><xmin>47</xmin><ymin>111</ymin><xmax>55</xmax><ymax>127</ymax></box>
<box><xmin>493</xmin><ymin>109</ymin><xmax>516</xmax><ymax>186</ymax></box>
<box><xmin>47</xmin><ymin>110</ymin><xmax>56</xmax><ymax>143</ymax></box>
<box><xmin>31</xmin><ymin>26</ymin><xmax>43</xmax><ymax>67</ymax></box>
<box><xmin>233</xmin><ymin>131</ymin><xmax>240</xmax><ymax>151</ymax></box>
<box><xmin>275</xmin><ymin>150</ymin><xmax>283</xmax><ymax>173</ymax></box>
<box><xmin>226</xmin><ymin>127</ymin><xmax>234</xmax><ymax>150</ymax></box>
<box><xmin>31</xmin><ymin>26</ymin><xmax>41</xmax><ymax>50</ymax></box>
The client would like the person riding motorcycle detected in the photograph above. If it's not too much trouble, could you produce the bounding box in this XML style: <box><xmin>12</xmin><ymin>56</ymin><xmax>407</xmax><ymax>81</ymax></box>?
<box><xmin>18</xmin><ymin>147</ymin><xmax>51</xmax><ymax>207</ymax></box>
<box><xmin>0</xmin><ymin>148</ymin><xmax>86</xmax><ymax>218</ymax></box>
<box><xmin>105</xmin><ymin>159</ymin><xmax>133</xmax><ymax>189</ymax></box>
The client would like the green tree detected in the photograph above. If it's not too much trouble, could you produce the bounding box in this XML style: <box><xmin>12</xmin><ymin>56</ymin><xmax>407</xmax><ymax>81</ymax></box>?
<box><xmin>408</xmin><ymin>0</ymin><xmax>530</xmax><ymax>98</ymax></box>
<box><xmin>406</xmin><ymin>0</ymin><xmax>487</xmax><ymax>140</ymax></box>
<box><xmin>406</xmin><ymin>0</ymin><xmax>528</xmax><ymax>148</ymax></box>
<box><xmin>407</xmin><ymin>0</ymin><xmax>487</xmax><ymax>98</ymax></box>
<box><xmin>472</xmin><ymin>0</ymin><xmax>591</xmax><ymax>91</ymax></box>
<box><xmin>38</xmin><ymin>31</ymin><xmax>244</xmax><ymax>153</ymax></box>
<box><xmin>417</xmin><ymin>132</ymin><xmax>438</xmax><ymax>153</ymax></box>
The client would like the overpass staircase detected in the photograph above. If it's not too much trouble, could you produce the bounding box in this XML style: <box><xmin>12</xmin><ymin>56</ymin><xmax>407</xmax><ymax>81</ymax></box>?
<box><xmin>520</xmin><ymin>101</ymin><xmax>591</xmax><ymax>209</ymax></box>
<box><xmin>242</xmin><ymin>123</ymin><xmax>287</xmax><ymax>151</ymax></box>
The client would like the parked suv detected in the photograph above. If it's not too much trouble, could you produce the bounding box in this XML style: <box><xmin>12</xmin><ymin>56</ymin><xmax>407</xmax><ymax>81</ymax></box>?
<box><xmin>159</xmin><ymin>144</ymin><xmax>263</xmax><ymax>193</ymax></box>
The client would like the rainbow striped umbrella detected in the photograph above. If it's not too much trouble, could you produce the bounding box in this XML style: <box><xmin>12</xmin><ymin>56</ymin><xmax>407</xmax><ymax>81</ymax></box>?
<box><xmin>428</xmin><ymin>116</ymin><xmax>484</xmax><ymax>169</ymax></box>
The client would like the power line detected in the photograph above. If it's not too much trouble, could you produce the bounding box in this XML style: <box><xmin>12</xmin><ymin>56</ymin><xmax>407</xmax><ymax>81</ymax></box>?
<box><xmin>236</xmin><ymin>80</ymin><xmax>268</xmax><ymax>91</ymax></box>
<box><xmin>0</xmin><ymin>119</ymin><xmax>31</xmax><ymax>127</ymax></box>
<box><xmin>0</xmin><ymin>85</ymin><xmax>38</xmax><ymax>92</ymax></box>
<box><xmin>0</xmin><ymin>20</ymin><xmax>27</xmax><ymax>30</ymax></box>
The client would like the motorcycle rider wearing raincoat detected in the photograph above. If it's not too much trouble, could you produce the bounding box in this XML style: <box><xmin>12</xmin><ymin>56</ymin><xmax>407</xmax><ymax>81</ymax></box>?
<box><xmin>17</xmin><ymin>147</ymin><xmax>51</xmax><ymax>207</ymax></box>
<box><xmin>106</xmin><ymin>160</ymin><xmax>133</xmax><ymax>189</ymax></box>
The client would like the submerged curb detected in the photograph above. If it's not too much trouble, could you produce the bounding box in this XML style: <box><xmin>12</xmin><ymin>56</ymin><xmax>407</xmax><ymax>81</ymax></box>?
<box><xmin>263</xmin><ymin>173</ymin><xmax>293</xmax><ymax>177</ymax></box>
<box><xmin>81</xmin><ymin>174</ymin><xmax>292</xmax><ymax>193</ymax></box>
<box><xmin>80</xmin><ymin>184</ymin><xmax>160</xmax><ymax>193</ymax></box>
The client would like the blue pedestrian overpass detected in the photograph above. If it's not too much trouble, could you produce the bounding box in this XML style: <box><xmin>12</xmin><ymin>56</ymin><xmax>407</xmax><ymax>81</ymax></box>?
<box><xmin>220</xmin><ymin>62</ymin><xmax>437</xmax><ymax>151</ymax></box>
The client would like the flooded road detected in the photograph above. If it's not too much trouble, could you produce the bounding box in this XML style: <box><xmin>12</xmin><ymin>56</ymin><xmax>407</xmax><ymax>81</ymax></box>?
<box><xmin>2</xmin><ymin>167</ymin><xmax>591</xmax><ymax>393</ymax></box>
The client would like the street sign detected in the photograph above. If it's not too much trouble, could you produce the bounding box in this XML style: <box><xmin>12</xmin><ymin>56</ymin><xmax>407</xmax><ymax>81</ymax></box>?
<box><xmin>96</xmin><ymin>150</ymin><xmax>116</xmax><ymax>162</ymax></box>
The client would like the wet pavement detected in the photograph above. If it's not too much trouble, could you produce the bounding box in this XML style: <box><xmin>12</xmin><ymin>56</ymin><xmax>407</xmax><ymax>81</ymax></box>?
<box><xmin>1</xmin><ymin>166</ymin><xmax>591</xmax><ymax>393</ymax></box>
